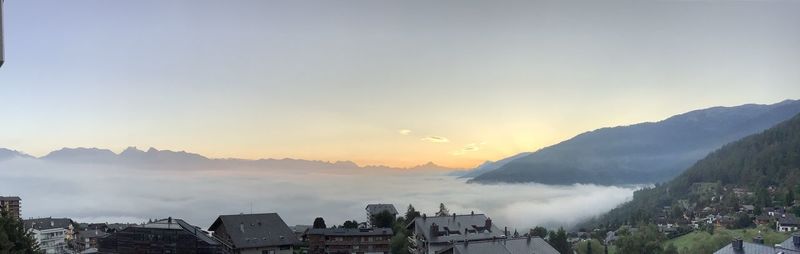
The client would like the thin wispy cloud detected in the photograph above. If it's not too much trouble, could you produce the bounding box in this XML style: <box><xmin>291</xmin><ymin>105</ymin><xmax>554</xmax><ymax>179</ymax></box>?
<box><xmin>451</xmin><ymin>143</ymin><xmax>482</xmax><ymax>156</ymax></box>
<box><xmin>398</xmin><ymin>129</ymin><xmax>412</xmax><ymax>135</ymax></box>
<box><xmin>421</xmin><ymin>136</ymin><xmax>449</xmax><ymax>143</ymax></box>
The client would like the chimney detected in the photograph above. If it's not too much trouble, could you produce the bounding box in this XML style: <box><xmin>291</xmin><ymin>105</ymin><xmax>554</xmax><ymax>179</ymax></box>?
<box><xmin>753</xmin><ymin>235</ymin><xmax>764</xmax><ymax>244</ymax></box>
<box><xmin>485</xmin><ymin>217</ymin><xmax>492</xmax><ymax>231</ymax></box>
<box><xmin>423</xmin><ymin>213</ymin><xmax>427</xmax><ymax>220</ymax></box>
<box><xmin>168</xmin><ymin>217</ymin><xmax>172</xmax><ymax>224</ymax></box>
<box><xmin>504</xmin><ymin>226</ymin><xmax>508</xmax><ymax>236</ymax></box>
<box><xmin>430</xmin><ymin>223</ymin><xmax>439</xmax><ymax>237</ymax></box>
<box><xmin>732</xmin><ymin>238</ymin><xmax>743</xmax><ymax>251</ymax></box>
<box><xmin>471</xmin><ymin>211</ymin><xmax>474</xmax><ymax>216</ymax></box>
<box><xmin>793</xmin><ymin>233</ymin><xmax>800</xmax><ymax>246</ymax></box>
<box><xmin>453</xmin><ymin>213</ymin><xmax>456</xmax><ymax>220</ymax></box>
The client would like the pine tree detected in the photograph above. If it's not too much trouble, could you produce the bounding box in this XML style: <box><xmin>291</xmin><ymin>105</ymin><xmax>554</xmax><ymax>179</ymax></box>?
<box><xmin>435</xmin><ymin>203</ymin><xmax>449</xmax><ymax>216</ymax></box>
<box><xmin>0</xmin><ymin>211</ymin><xmax>40</xmax><ymax>254</ymax></box>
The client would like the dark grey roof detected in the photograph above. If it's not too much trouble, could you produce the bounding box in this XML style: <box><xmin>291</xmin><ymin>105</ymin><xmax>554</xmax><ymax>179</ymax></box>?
<box><xmin>24</xmin><ymin>218</ymin><xmax>73</xmax><ymax>230</ymax></box>
<box><xmin>208</xmin><ymin>213</ymin><xmax>299</xmax><ymax>249</ymax></box>
<box><xmin>125</xmin><ymin>218</ymin><xmax>219</xmax><ymax>245</ymax></box>
<box><xmin>306</xmin><ymin>227</ymin><xmax>393</xmax><ymax>236</ymax></box>
<box><xmin>174</xmin><ymin>219</ymin><xmax>219</xmax><ymax>245</ymax></box>
<box><xmin>408</xmin><ymin>214</ymin><xmax>503</xmax><ymax>244</ymax></box>
<box><xmin>77</xmin><ymin>229</ymin><xmax>109</xmax><ymax>239</ymax></box>
<box><xmin>0</xmin><ymin>196</ymin><xmax>21</xmax><ymax>201</ymax></box>
<box><xmin>714</xmin><ymin>239</ymin><xmax>800</xmax><ymax>254</ymax></box>
<box><xmin>713</xmin><ymin>242</ymin><xmax>783</xmax><ymax>254</ymax></box>
<box><xmin>366</xmin><ymin>204</ymin><xmax>398</xmax><ymax>215</ymax></box>
<box><xmin>780</xmin><ymin>215</ymin><xmax>800</xmax><ymax>226</ymax></box>
<box><xmin>444</xmin><ymin>237</ymin><xmax>559</xmax><ymax>254</ymax></box>
<box><xmin>779</xmin><ymin>235</ymin><xmax>800</xmax><ymax>252</ymax></box>
<box><xmin>291</xmin><ymin>225</ymin><xmax>311</xmax><ymax>234</ymax></box>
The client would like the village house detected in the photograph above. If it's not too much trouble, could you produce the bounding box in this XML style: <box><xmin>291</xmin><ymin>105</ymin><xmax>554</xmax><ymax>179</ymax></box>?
<box><xmin>23</xmin><ymin>217</ymin><xmax>75</xmax><ymax>254</ymax></box>
<box><xmin>291</xmin><ymin>225</ymin><xmax>312</xmax><ymax>242</ymax></box>
<box><xmin>208</xmin><ymin>213</ymin><xmax>299</xmax><ymax>254</ymax></box>
<box><xmin>76</xmin><ymin>228</ymin><xmax>109</xmax><ymax>252</ymax></box>
<box><xmin>98</xmin><ymin>217</ymin><xmax>222</xmax><ymax>254</ymax></box>
<box><xmin>436</xmin><ymin>236</ymin><xmax>559</xmax><ymax>254</ymax></box>
<box><xmin>305</xmin><ymin>227</ymin><xmax>392</xmax><ymax>254</ymax></box>
<box><xmin>714</xmin><ymin>234</ymin><xmax>800</xmax><ymax>254</ymax></box>
<box><xmin>406</xmin><ymin>212</ymin><xmax>504</xmax><ymax>254</ymax></box>
<box><xmin>778</xmin><ymin>215</ymin><xmax>800</xmax><ymax>232</ymax></box>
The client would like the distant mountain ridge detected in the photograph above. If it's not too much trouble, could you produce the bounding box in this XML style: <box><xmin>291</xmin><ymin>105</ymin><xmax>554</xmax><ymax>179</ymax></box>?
<box><xmin>0</xmin><ymin>148</ymin><xmax>33</xmax><ymax>161</ymax></box>
<box><xmin>469</xmin><ymin>99</ymin><xmax>800</xmax><ymax>185</ymax></box>
<box><xmin>452</xmin><ymin>152</ymin><xmax>533</xmax><ymax>178</ymax></box>
<box><xmin>597</xmin><ymin>110</ymin><xmax>800</xmax><ymax>226</ymax></box>
<box><xmin>4</xmin><ymin>146</ymin><xmax>462</xmax><ymax>171</ymax></box>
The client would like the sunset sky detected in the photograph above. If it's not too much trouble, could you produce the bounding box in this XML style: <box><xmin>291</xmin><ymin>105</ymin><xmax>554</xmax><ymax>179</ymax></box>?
<box><xmin>1</xmin><ymin>0</ymin><xmax>798</xmax><ymax>168</ymax></box>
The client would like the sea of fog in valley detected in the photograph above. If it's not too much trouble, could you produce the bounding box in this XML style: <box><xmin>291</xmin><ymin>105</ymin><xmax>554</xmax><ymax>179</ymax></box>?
<box><xmin>0</xmin><ymin>157</ymin><xmax>638</xmax><ymax>231</ymax></box>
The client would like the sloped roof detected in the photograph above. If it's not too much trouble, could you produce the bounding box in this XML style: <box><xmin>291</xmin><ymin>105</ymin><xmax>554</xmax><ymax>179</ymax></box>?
<box><xmin>713</xmin><ymin>242</ymin><xmax>782</xmax><ymax>254</ymax></box>
<box><xmin>780</xmin><ymin>215</ymin><xmax>800</xmax><ymax>226</ymax></box>
<box><xmin>447</xmin><ymin>237</ymin><xmax>559</xmax><ymax>254</ymax></box>
<box><xmin>24</xmin><ymin>218</ymin><xmax>73</xmax><ymax>230</ymax></box>
<box><xmin>208</xmin><ymin>213</ymin><xmax>299</xmax><ymax>249</ymax></box>
<box><xmin>779</xmin><ymin>235</ymin><xmax>800</xmax><ymax>252</ymax></box>
<box><xmin>77</xmin><ymin>229</ymin><xmax>109</xmax><ymax>239</ymax></box>
<box><xmin>306</xmin><ymin>227</ymin><xmax>393</xmax><ymax>236</ymax></box>
<box><xmin>123</xmin><ymin>218</ymin><xmax>219</xmax><ymax>245</ymax></box>
<box><xmin>408</xmin><ymin>214</ymin><xmax>503</xmax><ymax>244</ymax></box>
<box><xmin>366</xmin><ymin>204</ymin><xmax>398</xmax><ymax>215</ymax></box>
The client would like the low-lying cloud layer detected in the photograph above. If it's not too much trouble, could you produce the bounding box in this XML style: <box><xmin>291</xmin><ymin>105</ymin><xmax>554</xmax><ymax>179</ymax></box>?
<box><xmin>0</xmin><ymin>157</ymin><xmax>636</xmax><ymax>230</ymax></box>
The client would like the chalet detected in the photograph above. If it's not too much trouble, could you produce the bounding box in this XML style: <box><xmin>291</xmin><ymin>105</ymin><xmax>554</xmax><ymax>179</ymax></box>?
<box><xmin>406</xmin><ymin>213</ymin><xmax>503</xmax><ymax>254</ymax></box>
<box><xmin>713</xmin><ymin>238</ymin><xmax>800</xmax><ymax>254</ymax></box>
<box><xmin>76</xmin><ymin>229</ymin><xmax>109</xmax><ymax>252</ymax></box>
<box><xmin>436</xmin><ymin>236</ymin><xmax>559</xmax><ymax>254</ymax></box>
<box><xmin>713</xmin><ymin>234</ymin><xmax>800</xmax><ymax>254</ymax></box>
<box><xmin>290</xmin><ymin>225</ymin><xmax>311</xmax><ymax>242</ymax></box>
<box><xmin>305</xmin><ymin>227</ymin><xmax>392</xmax><ymax>254</ymax></box>
<box><xmin>741</xmin><ymin>205</ymin><xmax>755</xmax><ymax>214</ymax></box>
<box><xmin>98</xmin><ymin>217</ymin><xmax>222</xmax><ymax>254</ymax></box>
<box><xmin>24</xmin><ymin>217</ymin><xmax>75</xmax><ymax>254</ymax></box>
<box><xmin>778</xmin><ymin>233</ymin><xmax>800</xmax><ymax>252</ymax></box>
<box><xmin>778</xmin><ymin>215</ymin><xmax>800</xmax><ymax>232</ymax></box>
<box><xmin>755</xmin><ymin>215</ymin><xmax>771</xmax><ymax>225</ymax></box>
<box><xmin>208</xmin><ymin>213</ymin><xmax>299</xmax><ymax>254</ymax></box>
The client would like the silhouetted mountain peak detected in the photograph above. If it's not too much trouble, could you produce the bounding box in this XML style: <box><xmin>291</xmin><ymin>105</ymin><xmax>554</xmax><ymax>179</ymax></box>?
<box><xmin>471</xmin><ymin>99</ymin><xmax>800</xmax><ymax>185</ymax></box>
<box><xmin>0</xmin><ymin>148</ymin><xmax>33</xmax><ymax>161</ymax></box>
<box><xmin>42</xmin><ymin>147</ymin><xmax>118</xmax><ymax>163</ymax></box>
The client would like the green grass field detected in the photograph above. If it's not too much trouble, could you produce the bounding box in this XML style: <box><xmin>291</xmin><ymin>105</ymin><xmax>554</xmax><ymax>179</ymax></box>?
<box><xmin>663</xmin><ymin>225</ymin><xmax>790</xmax><ymax>254</ymax></box>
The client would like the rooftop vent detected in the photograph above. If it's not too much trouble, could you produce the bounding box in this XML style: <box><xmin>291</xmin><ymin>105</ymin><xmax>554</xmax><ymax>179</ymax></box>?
<box><xmin>732</xmin><ymin>238</ymin><xmax>743</xmax><ymax>251</ymax></box>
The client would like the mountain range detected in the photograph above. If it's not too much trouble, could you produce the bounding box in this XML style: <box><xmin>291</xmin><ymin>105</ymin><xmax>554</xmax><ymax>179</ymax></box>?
<box><xmin>468</xmin><ymin>99</ymin><xmax>800</xmax><ymax>185</ymax></box>
<box><xmin>598</xmin><ymin>106</ymin><xmax>800</xmax><ymax>226</ymax></box>
<box><xmin>0</xmin><ymin>146</ymin><xmax>462</xmax><ymax>172</ymax></box>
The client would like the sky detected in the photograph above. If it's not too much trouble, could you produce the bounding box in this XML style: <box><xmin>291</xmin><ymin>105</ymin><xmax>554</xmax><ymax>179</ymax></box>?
<box><xmin>1</xmin><ymin>0</ymin><xmax>799</xmax><ymax>168</ymax></box>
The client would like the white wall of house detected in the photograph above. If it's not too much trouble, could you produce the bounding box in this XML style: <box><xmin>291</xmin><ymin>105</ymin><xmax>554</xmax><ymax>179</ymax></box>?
<box><xmin>31</xmin><ymin>228</ymin><xmax>68</xmax><ymax>254</ymax></box>
<box><xmin>777</xmin><ymin>222</ymin><xmax>799</xmax><ymax>232</ymax></box>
